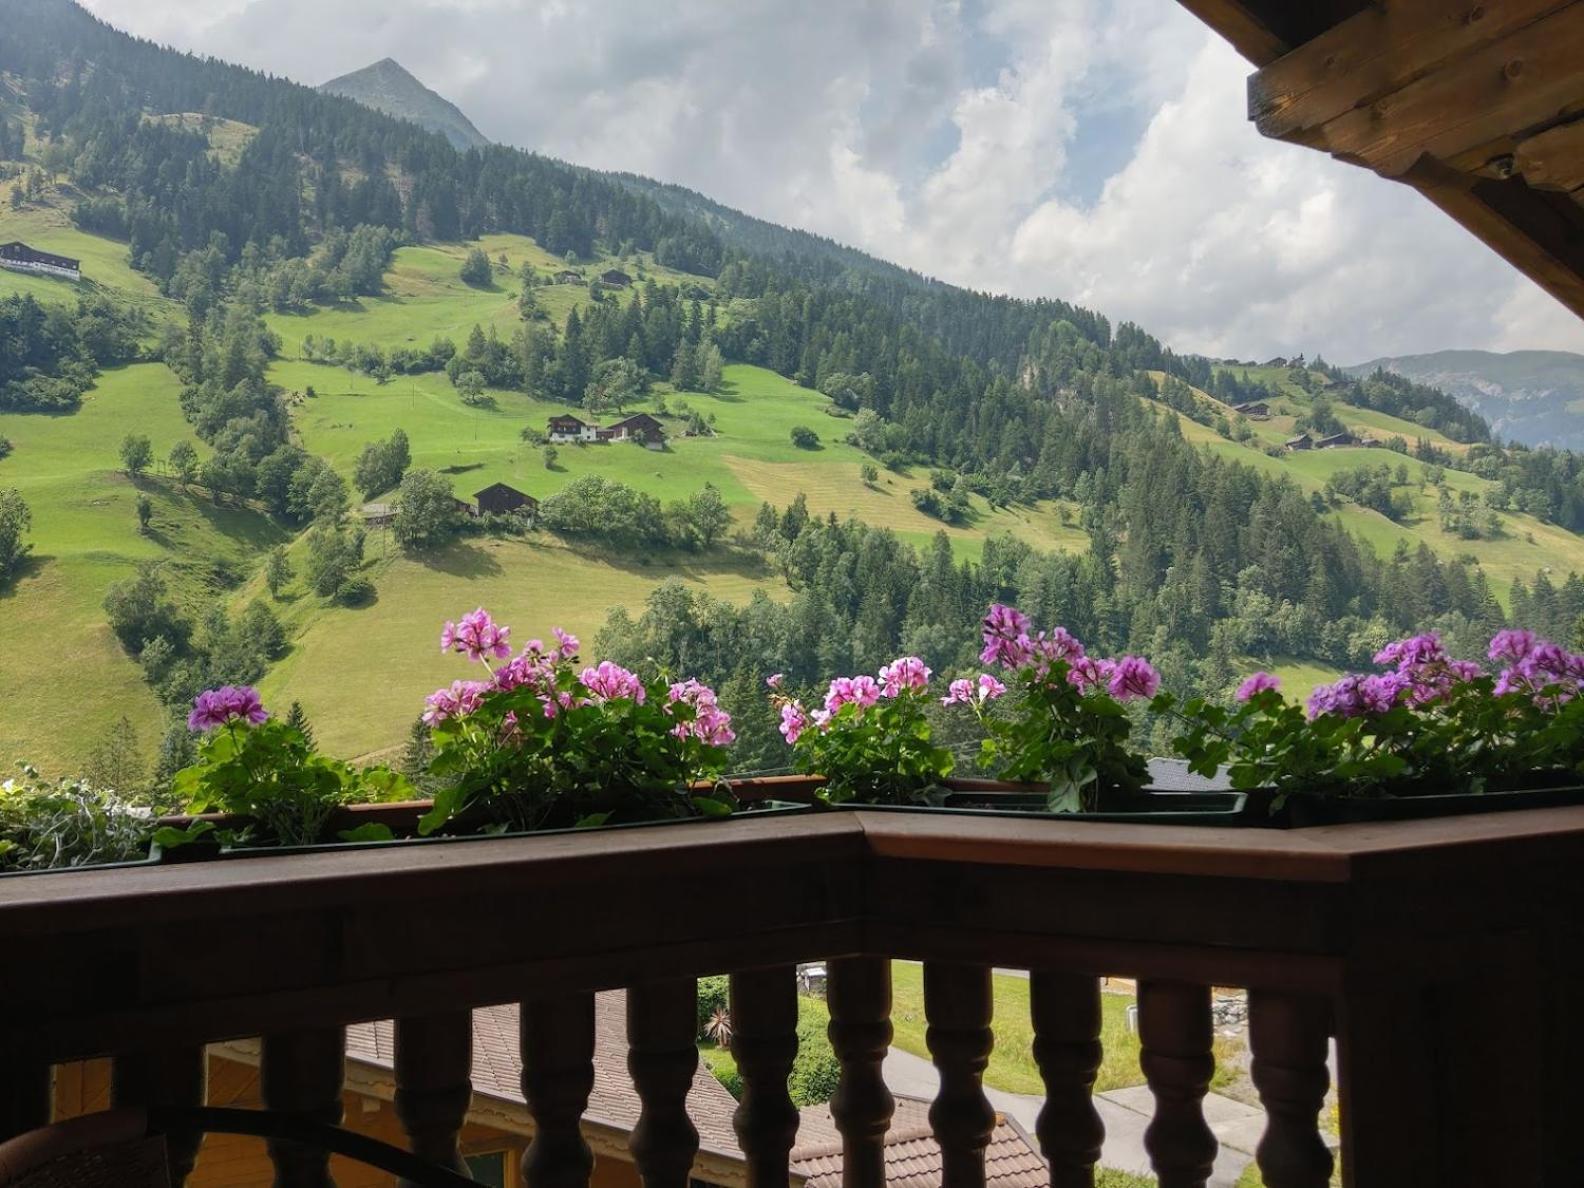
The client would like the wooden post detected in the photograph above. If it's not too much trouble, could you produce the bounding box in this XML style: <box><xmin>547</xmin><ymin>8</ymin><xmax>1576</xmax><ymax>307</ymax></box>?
<box><xmin>626</xmin><ymin>980</ymin><xmax>701</xmax><ymax>1188</ymax></box>
<box><xmin>519</xmin><ymin>993</ymin><xmax>596</xmax><ymax>1188</ymax></box>
<box><xmin>394</xmin><ymin>1012</ymin><xmax>474</xmax><ymax>1185</ymax></box>
<box><xmin>729</xmin><ymin>966</ymin><xmax>801</xmax><ymax>1188</ymax></box>
<box><xmin>1248</xmin><ymin>991</ymin><xmax>1333</xmax><ymax>1188</ymax></box>
<box><xmin>113</xmin><ymin>1047</ymin><xmax>208</xmax><ymax>1186</ymax></box>
<box><xmin>923</xmin><ymin>961</ymin><xmax>995</xmax><ymax>1188</ymax></box>
<box><xmin>261</xmin><ymin>1028</ymin><xmax>345</xmax><ymax>1188</ymax></box>
<box><xmin>827</xmin><ymin>956</ymin><xmax>894</xmax><ymax>1188</ymax></box>
<box><xmin>1030</xmin><ymin>971</ymin><xmax>1104</xmax><ymax>1187</ymax></box>
<box><xmin>1138</xmin><ymin>981</ymin><xmax>1217</xmax><ymax>1188</ymax></box>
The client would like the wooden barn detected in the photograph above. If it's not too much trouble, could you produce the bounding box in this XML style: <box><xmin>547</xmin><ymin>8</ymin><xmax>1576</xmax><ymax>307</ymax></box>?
<box><xmin>0</xmin><ymin>241</ymin><xmax>81</xmax><ymax>281</ymax></box>
<box><xmin>598</xmin><ymin>269</ymin><xmax>632</xmax><ymax>288</ymax></box>
<box><xmin>1284</xmin><ymin>434</ymin><xmax>1313</xmax><ymax>451</ymax></box>
<box><xmin>1316</xmin><ymin>431</ymin><xmax>1360</xmax><ymax>449</ymax></box>
<box><xmin>1231</xmin><ymin>400</ymin><xmax>1270</xmax><ymax>418</ymax></box>
<box><xmin>600</xmin><ymin>413</ymin><xmax>665</xmax><ymax>448</ymax></box>
<box><xmin>474</xmin><ymin>482</ymin><xmax>538</xmax><ymax>518</ymax></box>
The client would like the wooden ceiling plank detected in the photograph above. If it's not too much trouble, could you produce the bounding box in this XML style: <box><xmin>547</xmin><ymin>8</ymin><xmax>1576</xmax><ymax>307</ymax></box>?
<box><xmin>1311</xmin><ymin>3</ymin><xmax>1584</xmax><ymax>176</ymax></box>
<box><xmin>1513</xmin><ymin>115</ymin><xmax>1584</xmax><ymax>189</ymax></box>
<box><xmin>1173</xmin><ymin>0</ymin><xmax>1293</xmax><ymax>65</ymax></box>
<box><xmin>1251</xmin><ymin>0</ymin><xmax>1569</xmax><ymax>141</ymax></box>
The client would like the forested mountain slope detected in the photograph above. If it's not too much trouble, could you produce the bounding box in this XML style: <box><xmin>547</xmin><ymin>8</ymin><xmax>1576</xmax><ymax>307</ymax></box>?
<box><xmin>1346</xmin><ymin>349</ymin><xmax>1584</xmax><ymax>451</ymax></box>
<box><xmin>3</xmin><ymin>0</ymin><xmax>1584</xmax><ymax>774</ymax></box>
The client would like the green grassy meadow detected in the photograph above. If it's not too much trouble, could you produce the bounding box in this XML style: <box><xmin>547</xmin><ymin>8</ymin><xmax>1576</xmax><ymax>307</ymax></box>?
<box><xmin>0</xmin><ymin>363</ymin><xmax>285</xmax><ymax>769</ymax></box>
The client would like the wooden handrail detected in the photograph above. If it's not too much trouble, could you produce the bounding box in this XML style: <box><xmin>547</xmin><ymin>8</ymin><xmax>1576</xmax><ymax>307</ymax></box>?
<box><xmin>3</xmin><ymin>806</ymin><xmax>1583</xmax><ymax>1186</ymax></box>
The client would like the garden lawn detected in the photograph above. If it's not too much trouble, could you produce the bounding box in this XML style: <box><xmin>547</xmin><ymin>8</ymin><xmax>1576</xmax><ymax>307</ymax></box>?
<box><xmin>0</xmin><ymin>364</ymin><xmax>285</xmax><ymax>773</ymax></box>
<box><xmin>696</xmin><ymin>963</ymin><xmax>1235</xmax><ymax>1107</ymax></box>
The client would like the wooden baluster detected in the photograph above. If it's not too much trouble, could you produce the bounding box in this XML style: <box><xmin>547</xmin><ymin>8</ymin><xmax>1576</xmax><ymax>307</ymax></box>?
<box><xmin>923</xmin><ymin>961</ymin><xmax>996</xmax><ymax>1188</ymax></box>
<box><xmin>261</xmin><ymin>1028</ymin><xmax>345</xmax><ymax>1188</ymax></box>
<box><xmin>729</xmin><ymin>966</ymin><xmax>800</xmax><ymax>1188</ymax></box>
<box><xmin>1248</xmin><ymin>991</ymin><xmax>1333</xmax><ymax>1188</ymax></box>
<box><xmin>395</xmin><ymin>1012</ymin><xmax>474</xmax><ymax>1186</ymax></box>
<box><xmin>0</xmin><ymin>1053</ymin><xmax>49</xmax><ymax>1143</ymax></box>
<box><xmin>1030</xmin><ymin>971</ymin><xmax>1104</xmax><ymax>1187</ymax></box>
<box><xmin>519</xmin><ymin>993</ymin><xmax>596</xmax><ymax>1188</ymax></box>
<box><xmin>1138</xmin><ymin>980</ymin><xmax>1217</xmax><ymax>1188</ymax></box>
<box><xmin>627</xmin><ymin>980</ymin><xmax>701</xmax><ymax>1188</ymax></box>
<box><xmin>826</xmin><ymin>956</ymin><xmax>894</xmax><ymax>1188</ymax></box>
<box><xmin>113</xmin><ymin>1047</ymin><xmax>208</xmax><ymax>1185</ymax></box>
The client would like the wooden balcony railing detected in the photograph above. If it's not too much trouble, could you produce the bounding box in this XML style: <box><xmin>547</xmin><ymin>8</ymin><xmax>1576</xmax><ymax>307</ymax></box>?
<box><xmin>3</xmin><ymin>805</ymin><xmax>1583</xmax><ymax>1188</ymax></box>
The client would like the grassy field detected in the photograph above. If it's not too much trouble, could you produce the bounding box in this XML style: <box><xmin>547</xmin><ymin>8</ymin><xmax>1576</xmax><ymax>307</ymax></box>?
<box><xmin>0</xmin><ymin>204</ymin><xmax>165</xmax><ymax>305</ymax></box>
<box><xmin>254</xmin><ymin>534</ymin><xmax>785</xmax><ymax>761</ymax></box>
<box><xmin>0</xmin><ymin>363</ymin><xmax>285</xmax><ymax>770</ymax></box>
<box><xmin>281</xmin><ymin>359</ymin><xmax>1091</xmax><ymax>560</ymax></box>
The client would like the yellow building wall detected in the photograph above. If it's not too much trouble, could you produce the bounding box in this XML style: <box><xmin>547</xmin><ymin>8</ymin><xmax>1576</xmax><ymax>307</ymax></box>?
<box><xmin>52</xmin><ymin>1055</ymin><xmax>649</xmax><ymax>1187</ymax></box>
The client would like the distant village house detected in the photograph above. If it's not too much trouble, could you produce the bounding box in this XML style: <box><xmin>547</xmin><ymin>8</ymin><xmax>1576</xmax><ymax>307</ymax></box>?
<box><xmin>1231</xmin><ymin>400</ymin><xmax>1270</xmax><ymax>419</ymax></box>
<box><xmin>475</xmin><ymin>482</ymin><xmax>539</xmax><ymax>518</ymax></box>
<box><xmin>359</xmin><ymin>501</ymin><xmax>396</xmax><ymax>528</ymax></box>
<box><xmin>1315</xmin><ymin>431</ymin><xmax>1360</xmax><ymax>449</ymax></box>
<box><xmin>553</xmin><ymin>269</ymin><xmax>582</xmax><ymax>284</ymax></box>
<box><xmin>598</xmin><ymin>268</ymin><xmax>632</xmax><ymax>288</ymax></box>
<box><xmin>0</xmin><ymin>241</ymin><xmax>81</xmax><ymax>281</ymax></box>
<box><xmin>1285</xmin><ymin>434</ymin><xmax>1313</xmax><ymax>452</ymax></box>
<box><xmin>548</xmin><ymin>414</ymin><xmax>599</xmax><ymax>443</ymax></box>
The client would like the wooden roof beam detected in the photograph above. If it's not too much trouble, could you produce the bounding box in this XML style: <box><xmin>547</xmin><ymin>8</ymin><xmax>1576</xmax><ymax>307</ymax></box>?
<box><xmin>1513</xmin><ymin>115</ymin><xmax>1584</xmax><ymax>191</ymax></box>
<box><xmin>1328</xmin><ymin>4</ymin><xmax>1584</xmax><ymax>177</ymax></box>
<box><xmin>1250</xmin><ymin>1</ymin><xmax>1571</xmax><ymax>142</ymax></box>
<box><xmin>1173</xmin><ymin>0</ymin><xmax>1294</xmax><ymax>65</ymax></box>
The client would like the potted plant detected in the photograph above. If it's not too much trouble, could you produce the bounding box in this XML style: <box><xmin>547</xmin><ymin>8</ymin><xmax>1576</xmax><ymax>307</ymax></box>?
<box><xmin>1163</xmin><ymin>629</ymin><xmax>1584</xmax><ymax>825</ymax></box>
<box><xmin>768</xmin><ymin>658</ymin><xmax>957</xmax><ymax>805</ymax></box>
<box><xmin>0</xmin><ymin>764</ymin><xmax>158</xmax><ymax>875</ymax></box>
<box><xmin>769</xmin><ymin>608</ymin><xmax>1243</xmax><ymax>821</ymax></box>
<box><xmin>166</xmin><ymin>685</ymin><xmax>415</xmax><ymax>852</ymax></box>
<box><xmin>417</xmin><ymin>609</ymin><xmax>795</xmax><ymax>834</ymax></box>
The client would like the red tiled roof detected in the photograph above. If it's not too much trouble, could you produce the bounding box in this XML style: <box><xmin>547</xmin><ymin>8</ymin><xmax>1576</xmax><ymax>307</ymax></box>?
<box><xmin>345</xmin><ymin>991</ymin><xmax>743</xmax><ymax>1160</ymax></box>
<box><xmin>790</xmin><ymin>1095</ymin><xmax>1047</xmax><ymax>1188</ymax></box>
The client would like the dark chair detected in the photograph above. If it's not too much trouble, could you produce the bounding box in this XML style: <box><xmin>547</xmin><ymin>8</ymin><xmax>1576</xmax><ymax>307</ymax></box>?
<box><xmin>0</xmin><ymin>1106</ymin><xmax>485</xmax><ymax>1187</ymax></box>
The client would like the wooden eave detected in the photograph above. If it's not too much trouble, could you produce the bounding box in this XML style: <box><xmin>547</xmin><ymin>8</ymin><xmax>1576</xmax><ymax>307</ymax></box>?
<box><xmin>1177</xmin><ymin>0</ymin><xmax>1584</xmax><ymax>321</ymax></box>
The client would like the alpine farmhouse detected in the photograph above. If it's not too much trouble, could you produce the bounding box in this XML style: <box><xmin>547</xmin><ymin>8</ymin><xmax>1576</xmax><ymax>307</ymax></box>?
<box><xmin>0</xmin><ymin>241</ymin><xmax>81</xmax><ymax>281</ymax></box>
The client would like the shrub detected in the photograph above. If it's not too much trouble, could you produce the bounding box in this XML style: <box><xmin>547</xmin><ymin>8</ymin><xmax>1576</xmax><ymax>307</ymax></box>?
<box><xmin>790</xmin><ymin>425</ymin><xmax>820</xmax><ymax>449</ymax></box>
<box><xmin>696</xmin><ymin>975</ymin><xmax>731</xmax><ymax>1037</ymax></box>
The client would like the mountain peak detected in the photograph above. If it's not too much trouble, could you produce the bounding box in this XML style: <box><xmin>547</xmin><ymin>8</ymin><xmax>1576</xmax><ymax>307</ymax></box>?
<box><xmin>319</xmin><ymin>57</ymin><xmax>488</xmax><ymax>151</ymax></box>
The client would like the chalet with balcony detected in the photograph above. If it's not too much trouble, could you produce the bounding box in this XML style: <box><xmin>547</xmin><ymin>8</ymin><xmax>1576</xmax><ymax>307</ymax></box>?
<box><xmin>0</xmin><ymin>241</ymin><xmax>80</xmax><ymax>281</ymax></box>
<box><xmin>475</xmin><ymin>482</ymin><xmax>538</xmax><ymax>519</ymax></box>
<box><xmin>548</xmin><ymin>415</ymin><xmax>598</xmax><ymax>444</ymax></box>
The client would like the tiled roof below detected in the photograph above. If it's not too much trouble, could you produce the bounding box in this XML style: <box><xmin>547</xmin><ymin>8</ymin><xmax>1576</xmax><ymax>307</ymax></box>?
<box><xmin>344</xmin><ymin>991</ymin><xmax>744</xmax><ymax>1160</ymax></box>
<box><xmin>791</xmin><ymin>1095</ymin><xmax>1048</xmax><ymax>1188</ymax></box>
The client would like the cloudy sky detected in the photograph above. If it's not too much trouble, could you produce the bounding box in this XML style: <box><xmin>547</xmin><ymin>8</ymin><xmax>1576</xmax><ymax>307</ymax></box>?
<box><xmin>82</xmin><ymin>0</ymin><xmax>1584</xmax><ymax>363</ymax></box>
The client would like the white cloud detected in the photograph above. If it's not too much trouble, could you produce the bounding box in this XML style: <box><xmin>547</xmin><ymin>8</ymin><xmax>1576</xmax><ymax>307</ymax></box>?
<box><xmin>77</xmin><ymin>0</ymin><xmax>1584</xmax><ymax>361</ymax></box>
